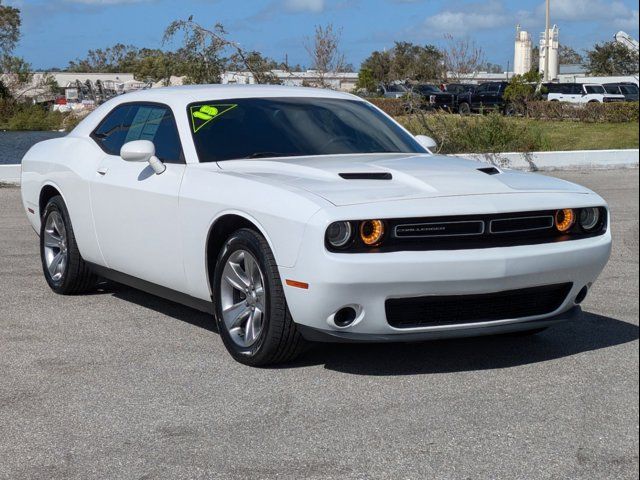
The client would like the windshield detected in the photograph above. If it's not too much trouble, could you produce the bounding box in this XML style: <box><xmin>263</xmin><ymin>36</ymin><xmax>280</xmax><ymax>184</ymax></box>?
<box><xmin>585</xmin><ymin>85</ymin><xmax>605</xmax><ymax>94</ymax></box>
<box><xmin>188</xmin><ymin>97</ymin><xmax>426</xmax><ymax>163</ymax></box>
<box><xmin>415</xmin><ymin>85</ymin><xmax>440</xmax><ymax>93</ymax></box>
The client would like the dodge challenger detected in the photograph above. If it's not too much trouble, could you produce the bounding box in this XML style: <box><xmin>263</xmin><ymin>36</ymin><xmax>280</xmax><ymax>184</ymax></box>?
<box><xmin>20</xmin><ymin>85</ymin><xmax>612</xmax><ymax>365</ymax></box>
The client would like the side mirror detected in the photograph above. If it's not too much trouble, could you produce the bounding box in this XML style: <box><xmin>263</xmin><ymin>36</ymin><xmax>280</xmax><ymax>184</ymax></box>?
<box><xmin>120</xmin><ymin>140</ymin><xmax>165</xmax><ymax>175</ymax></box>
<box><xmin>415</xmin><ymin>135</ymin><xmax>437</xmax><ymax>150</ymax></box>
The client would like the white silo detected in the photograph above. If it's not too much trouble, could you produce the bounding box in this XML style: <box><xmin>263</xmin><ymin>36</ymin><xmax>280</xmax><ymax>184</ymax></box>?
<box><xmin>539</xmin><ymin>24</ymin><xmax>559</xmax><ymax>80</ymax></box>
<box><xmin>514</xmin><ymin>25</ymin><xmax>532</xmax><ymax>75</ymax></box>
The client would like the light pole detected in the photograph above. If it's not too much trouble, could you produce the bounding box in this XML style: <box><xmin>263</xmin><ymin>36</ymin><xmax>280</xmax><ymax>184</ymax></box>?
<box><xmin>544</xmin><ymin>0</ymin><xmax>550</xmax><ymax>81</ymax></box>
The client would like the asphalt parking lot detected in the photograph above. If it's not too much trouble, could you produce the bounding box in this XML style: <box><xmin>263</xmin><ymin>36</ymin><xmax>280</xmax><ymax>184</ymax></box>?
<box><xmin>1</xmin><ymin>169</ymin><xmax>638</xmax><ymax>480</ymax></box>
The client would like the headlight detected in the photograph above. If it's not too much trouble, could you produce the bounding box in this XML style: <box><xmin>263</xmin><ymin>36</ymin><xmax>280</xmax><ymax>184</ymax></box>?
<box><xmin>579</xmin><ymin>207</ymin><xmax>601</xmax><ymax>231</ymax></box>
<box><xmin>359</xmin><ymin>220</ymin><xmax>385</xmax><ymax>246</ymax></box>
<box><xmin>326</xmin><ymin>221</ymin><xmax>354</xmax><ymax>248</ymax></box>
<box><xmin>555</xmin><ymin>209</ymin><xmax>575</xmax><ymax>233</ymax></box>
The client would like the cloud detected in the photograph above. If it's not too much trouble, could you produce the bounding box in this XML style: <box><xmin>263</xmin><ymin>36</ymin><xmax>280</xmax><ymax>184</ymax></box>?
<box><xmin>612</xmin><ymin>9</ymin><xmax>640</xmax><ymax>32</ymax></box>
<box><xmin>536</xmin><ymin>0</ymin><xmax>632</xmax><ymax>22</ymax></box>
<box><xmin>422</xmin><ymin>1</ymin><xmax>509</xmax><ymax>35</ymax></box>
<box><xmin>283</xmin><ymin>0</ymin><xmax>325</xmax><ymax>13</ymax></box>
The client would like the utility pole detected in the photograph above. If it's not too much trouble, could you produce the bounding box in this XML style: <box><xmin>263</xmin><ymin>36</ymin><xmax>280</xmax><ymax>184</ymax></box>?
<box><xmin>544</xmin><ymin>0</ymin><xmax>550</xmax><ymax>81</ymax></box>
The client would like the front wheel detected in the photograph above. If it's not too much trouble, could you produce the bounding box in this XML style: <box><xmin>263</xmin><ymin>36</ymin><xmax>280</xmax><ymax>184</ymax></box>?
<box><xmin>213</xmin><ymin>228</ymin><xmax>306</xmax><ymax>366</ymax></box>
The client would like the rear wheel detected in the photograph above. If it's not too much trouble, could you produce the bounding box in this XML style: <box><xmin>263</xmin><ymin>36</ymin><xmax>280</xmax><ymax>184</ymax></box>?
<box><xmin>40</xmin><ymin>195</ymin><xmax>96</xmax><ymax>294</ymax></box>
<box><xmin>213</xmin><ymin>228</ymin><xmax>306</xmax><ymax>366</ymax></box>
<box><xmin>458</xmin><ymin>102</ymin><xmax>471</xmax><ymax>115</ymax></box>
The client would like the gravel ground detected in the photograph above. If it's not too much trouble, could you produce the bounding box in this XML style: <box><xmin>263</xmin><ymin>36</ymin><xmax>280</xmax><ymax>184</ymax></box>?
<box><xmin>0</xmin><ymin>169</ymin><xmax>638</xmax><ymax>480</ymax></box>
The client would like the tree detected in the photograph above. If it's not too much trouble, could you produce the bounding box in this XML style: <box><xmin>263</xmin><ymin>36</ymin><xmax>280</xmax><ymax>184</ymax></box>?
<box><xmin>131</xmin><ymin>49</ymin><xmax>180</xmax><ymax>85</ymax></box>
<box><xmin>531</xmin><ymin>46</ymin><xmax>540</xmax><ymax>72</ymax></box>
<box><xmin>359</xmin><ymin>42</ymin><xmax>444</xmax><ymax>86</ymax></box>
<box><xmin>304</xmin><ymin>24</ymin><xmax>345</xmax><ymax>87</ymax></box>
<box><xmin>503</xmin><ymin>68</ymin><xmax>544</xmax><ymax>114</ymax></box>
<box><xmin>389</xmin><ymin>42</ymin><xmax>443</xmax><ymax>82</ymax></box>
<box><xmin>359</xmin><ymin>50</ymin><xmax>392</xmax><ymax>85</ymax></box>
<box><xmin>442</xmin><ymin>34</ymin><xmax>485</xmax><ymax>80</ymax></box>
<box><xmin>0</xmin><ymin>0</ymin><xmax>20</xmax><ymax>57</ymax></box>
<box><xmin>558</xmin><ymin>45</ymin><xmax>583</xmax><ymax>65</ymax></box>
<box><xmin>355</xmin><ymin>67</ymin><xmax>377</xmax><ymax>93</ymax></box>
<box><xmin>584</xmin><ymin>41</ymin><xmax>639</xmax><ymax>75</ymax></box>
<box><xmin>164</xmin><ymin>16</ymin><xmax>279</xmax><ymax>85</ymax></box>
<box><xmin>67</xmin><ymin>44</ymin><xmax>140</xmax><ymax>73</ymax></box>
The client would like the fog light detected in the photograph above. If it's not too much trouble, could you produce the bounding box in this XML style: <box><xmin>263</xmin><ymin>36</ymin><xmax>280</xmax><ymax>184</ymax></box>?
<box><xmin>360</xmin><ymin>220</ymin><xmax>385</xmax><ymax>246</ymax></box>
<box><xmin>555</xmin><ymin>209</ymin><xmax>575</xmax><ymax>233</ymax></box>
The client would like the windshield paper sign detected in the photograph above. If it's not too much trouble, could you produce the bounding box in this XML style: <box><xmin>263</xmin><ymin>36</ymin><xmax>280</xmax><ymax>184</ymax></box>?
<box><xmin>190</xmin><ymin>104</ymin><xmax>237</xmax><ymax>133</ymax></box>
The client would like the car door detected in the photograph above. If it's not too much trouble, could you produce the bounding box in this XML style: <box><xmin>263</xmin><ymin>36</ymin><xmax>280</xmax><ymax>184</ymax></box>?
<box><xmin>471</xmin><ymin>84</ymin><xmax>488</xmax><ymax>109</ymax></box>
<box><xmin>567</xmin><ymin>84</ymin><xmax>583</xmax><ymax>103</ymax></box>
<box><xmin>89</xmin><ymin>102</ymin><xmax>188</xmax><ymax>292</ymax></box>
<box><xmin>485</xmin><ymin>83</ymin><xmax>502</xmax><ymax>108</ymax></box>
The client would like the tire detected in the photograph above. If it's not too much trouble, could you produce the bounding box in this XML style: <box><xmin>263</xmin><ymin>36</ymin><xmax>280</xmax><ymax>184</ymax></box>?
<box><xmin>458</xmin><ymin>102</ymin><xmax>471</xmax><ymax>115</ymax></box>
<box><xmin>40</xmin><ymin>195</ymin><xmax>96</xmax><ymax>294</ymax></box>
<box><xmin>213</xmin><ymin>228</ymin><xmax>307</xmax><ymax>366</ymax></box>
<box><xmin>504</xmin><ymin>103</ymin><xmax>516</xmax><ymax>116</ymax></box>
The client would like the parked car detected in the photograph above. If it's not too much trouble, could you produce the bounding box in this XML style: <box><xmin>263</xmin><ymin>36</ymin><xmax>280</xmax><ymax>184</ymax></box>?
<box><xmin>456</xmin><ymin>82</ymin><xmax>512</xmax><ymax>115</ymax></box>
<box><xmin>378</xmin><ymin>83</ymin><xmax>410</xmax><ymax>99</ymax></box>
<box><xmin>411</xmin><ymin>84</ymin><xmax>456</xmax><ymax>111</ymax></box>
<box><xmin>443</xmin><ymin>83</ymin><xmax>477</xmax><ymax>96</ymax></box>
<box><xmin>603</xmin><ymin>82</ymin><xmax>639</xmax><ymax>102</ymax></box>
<box><xmin>544</xmin><ymin>83</ymin><xmax>626</xmax><ymax>103</ymax></box>
<box><xmin>21</xmin><ymin>85</ymin><xmax>611</xmax><ymax>366</ymax></box>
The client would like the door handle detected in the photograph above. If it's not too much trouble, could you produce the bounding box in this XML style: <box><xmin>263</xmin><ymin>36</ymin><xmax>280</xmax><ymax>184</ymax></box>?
<box><xmin>97</xmin><ymin>167</ymin><xmax>109</xmax><ymax>176</ymax></box>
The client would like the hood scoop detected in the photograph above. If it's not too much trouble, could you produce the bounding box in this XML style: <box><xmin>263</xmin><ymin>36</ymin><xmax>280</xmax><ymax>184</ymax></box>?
<box><xmin>339</xmin><ymin>172</ymin><xmax>393</xmax><ymax>180</ymax></box>
<box><xmin>477</xmin><ymin>166</ymin><xmax>501</xmax><ymax>175</ymax></box>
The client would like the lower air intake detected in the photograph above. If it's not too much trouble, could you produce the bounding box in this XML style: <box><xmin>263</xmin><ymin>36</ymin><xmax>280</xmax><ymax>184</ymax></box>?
<box><xmin>386</xmin><ymin>283</ymin><xmax>572</xmax><ymax>328</ymax></box>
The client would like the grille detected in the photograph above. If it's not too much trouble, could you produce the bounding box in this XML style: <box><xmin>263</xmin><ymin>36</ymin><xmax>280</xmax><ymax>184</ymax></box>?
<box><xmin>386</xmin><ymin>283</ymin><xmax>572</xmax><ymax>328</ymax></box>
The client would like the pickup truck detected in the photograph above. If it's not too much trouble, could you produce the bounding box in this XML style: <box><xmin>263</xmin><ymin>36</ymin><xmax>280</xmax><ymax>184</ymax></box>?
<box><xmin>411</xmin><ymin>84</ymin><xmax>456</xmax><ymax>111</ymax></box>
<box><xmin>456</xmin><ymin>82</ymin><xmax>512</xmax><ymax>115</ymax></box>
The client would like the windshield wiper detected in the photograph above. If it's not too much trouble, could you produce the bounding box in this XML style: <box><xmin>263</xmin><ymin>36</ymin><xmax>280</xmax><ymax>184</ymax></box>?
<box><xmin>244</xmin><ymin>152</ymin><xmax>300</xmax><ymax>159</ymax></box>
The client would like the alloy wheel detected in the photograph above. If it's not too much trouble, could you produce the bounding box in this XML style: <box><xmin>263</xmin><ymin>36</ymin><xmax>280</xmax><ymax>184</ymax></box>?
<box><xmin>219</xmin><ymin>249</ymin><xmax>266</xmax><ymax>348</ymax></box>
<box><xmin>43</xmin><ymin>211</ymin><xmax>68</xmax><ymax>282</ymax></box>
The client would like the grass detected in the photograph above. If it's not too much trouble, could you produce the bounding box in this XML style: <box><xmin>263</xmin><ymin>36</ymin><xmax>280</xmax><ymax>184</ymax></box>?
<box><xmin>529</xmin><ymin>120</ymin><xmax>639</xmax><ymax>151</ymax></box>
<box><xmin>399</xmin><ymin>114</ymin><xmax>639</xmax><ymax>154</ymax></box>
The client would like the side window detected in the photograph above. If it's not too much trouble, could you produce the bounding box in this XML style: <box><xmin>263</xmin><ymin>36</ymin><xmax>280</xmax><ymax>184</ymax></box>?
<box><xmin>475</xmin><ymin>84</ymin><xmax>488</xmax><ymax>94</ymax></box>
<box><xmin>92</xmin><ymin>103</ymin><xmax>184</xmax><ymax>164</ymax></box>
<box><xmin>121</xmin><ymin>105</ymin><xmax>184</xmax><ymax>164</ymax></box>
<box><xmin>92</xmin><ymin>105</ymin><xmax>133</xmax><ymax>155</ymax></box>
<box><xmin>486</xmin><ymin>83</ymin><xmax>500</xmax><ymax>93</ymax></box>
<box><xmin>570</xmin><ymin>84</ymin><xmax>583</xmax><ymax>95</ymax></box>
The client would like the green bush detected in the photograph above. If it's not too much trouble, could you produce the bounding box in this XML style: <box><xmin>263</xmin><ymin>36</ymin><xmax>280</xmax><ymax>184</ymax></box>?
<box><xmin>0</xmin><ymin>102</ymin><xmax>74</xmax><ymax>131</ymax></box>
<box><xmin>525</xmin><ymin>101</ymin><xmax>639</xmax><ymax>122</ymax></box>
<box><xmin>400</xmin><ymin>112</ymin><xmax>546</xmax><ymax>154</ymax></box>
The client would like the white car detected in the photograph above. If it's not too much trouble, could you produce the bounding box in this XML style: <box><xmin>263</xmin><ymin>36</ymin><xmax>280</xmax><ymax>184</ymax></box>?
<box><xmin>545</xmin><ymin>82</ymin><xmax>626</xmax><ymax>103</ymax></box>
<box><xmin>20</xmin><ymin>85</ymin><xmax>612</xmax><ymax>366</ymax></box>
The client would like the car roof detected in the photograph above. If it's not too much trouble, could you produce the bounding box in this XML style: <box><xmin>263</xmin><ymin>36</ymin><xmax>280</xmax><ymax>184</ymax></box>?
<box><xmin>108</xmin><ymin>84</ymin><xmax>359</xmax><ymax>103</ymax></box>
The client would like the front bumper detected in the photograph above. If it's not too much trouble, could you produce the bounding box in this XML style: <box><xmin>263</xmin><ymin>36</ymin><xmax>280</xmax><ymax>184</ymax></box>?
<box><xmin>279</xmin><ymin>228</ymin><xmax>611</xmax><ymax>340</ymax></box>
<box><xmin>298</xmin><ymin>306</ymin><xmax>582</xmax><ymax>342</ymax></box>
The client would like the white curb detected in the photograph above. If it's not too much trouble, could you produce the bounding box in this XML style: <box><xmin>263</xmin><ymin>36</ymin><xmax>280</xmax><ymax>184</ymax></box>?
<box><xmin>452</xmin><ymin>149</ymin><xmax>639</xmax><ymax>171</ymax></box>
<box><xmin>0</xmin><ymin>165</ymin><xmax>21</xmax><ymax>185</ymax></box>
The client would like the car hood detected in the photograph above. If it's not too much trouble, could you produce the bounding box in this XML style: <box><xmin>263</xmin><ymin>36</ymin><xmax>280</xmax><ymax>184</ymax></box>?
<box><xmin>216</xmin><ymin>153</ymin><xmax>591</xmax><ymax>206</ymax></box>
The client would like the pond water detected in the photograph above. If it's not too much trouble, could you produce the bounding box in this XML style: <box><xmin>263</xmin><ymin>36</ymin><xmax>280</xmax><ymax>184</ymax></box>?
<box><xmin>0</xmin><ymin>131</ymin><xmax>67</xmax><ymax>165</ymax></box>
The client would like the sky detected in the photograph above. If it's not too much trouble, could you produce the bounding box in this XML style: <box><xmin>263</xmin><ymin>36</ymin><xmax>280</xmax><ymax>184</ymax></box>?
<box><xmin>6</xmin><ymin>0</ymin><xmax>640</xmax><ymax>71</ymax></box>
